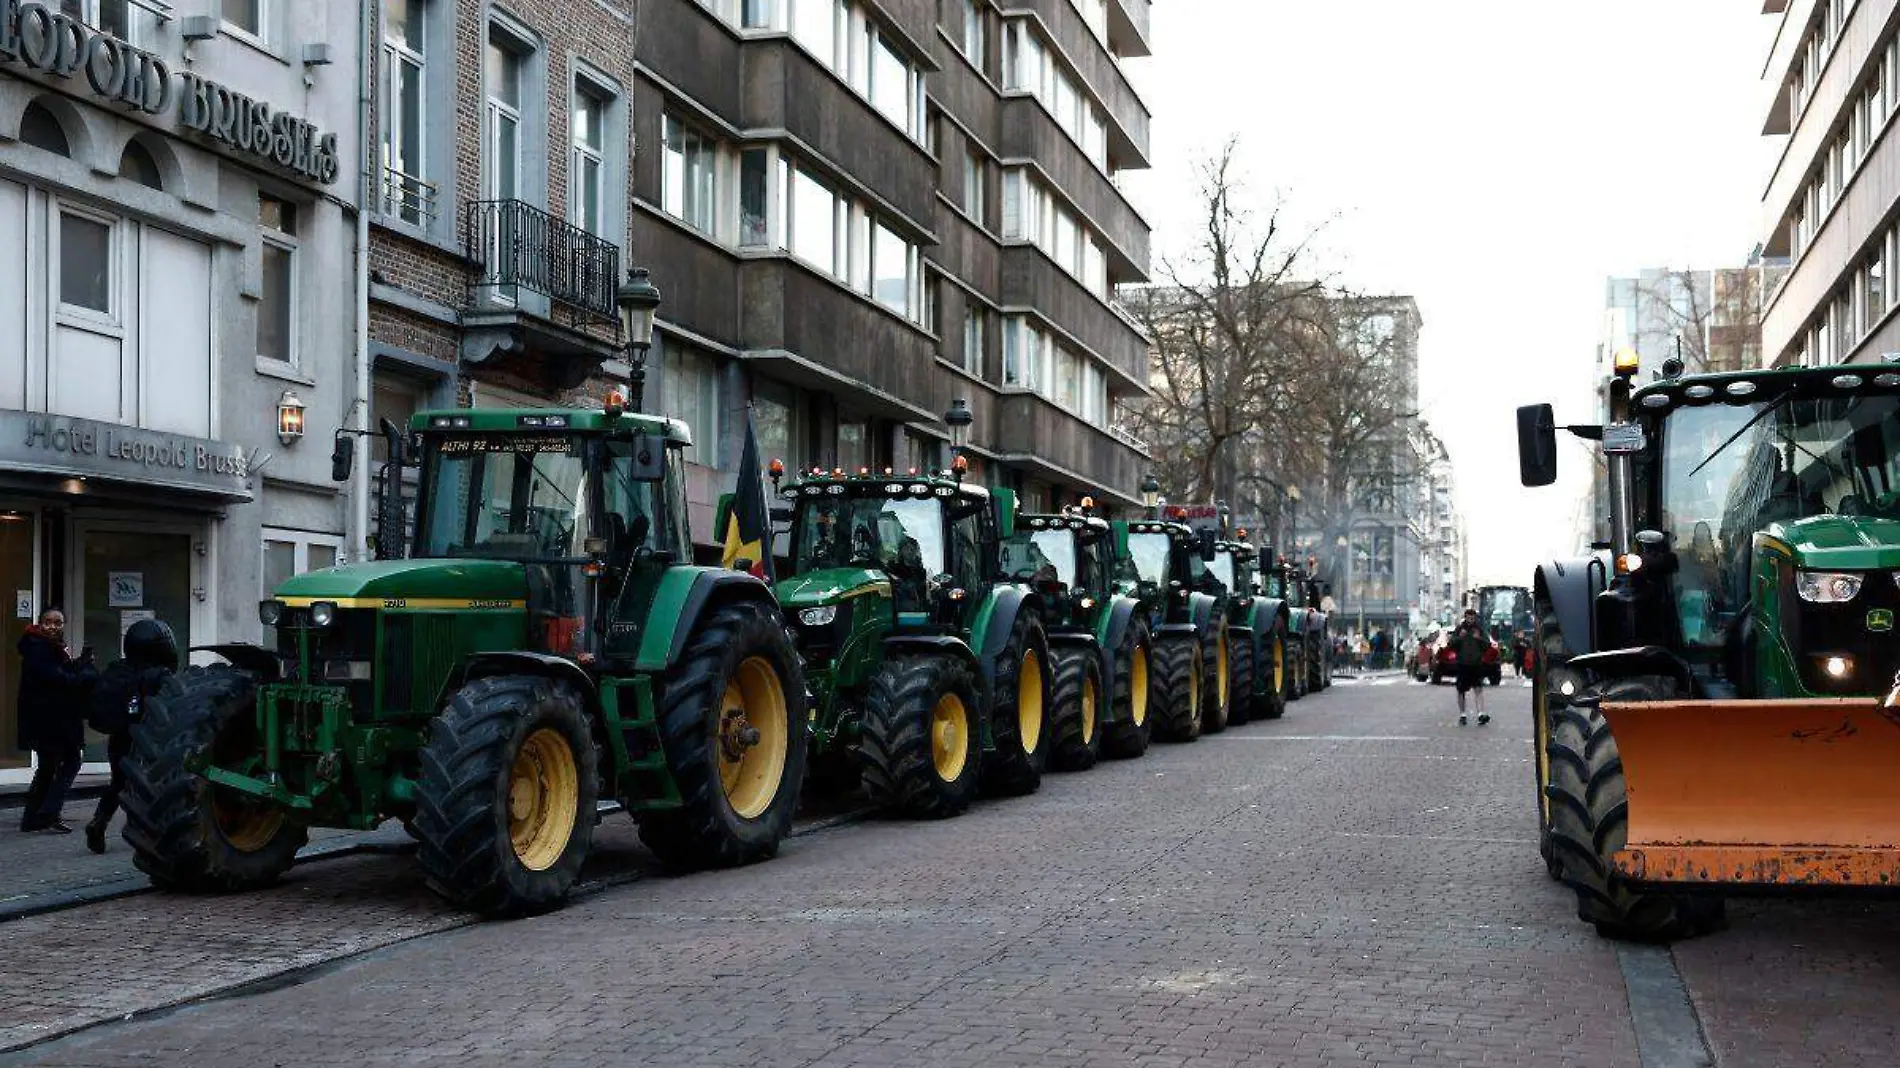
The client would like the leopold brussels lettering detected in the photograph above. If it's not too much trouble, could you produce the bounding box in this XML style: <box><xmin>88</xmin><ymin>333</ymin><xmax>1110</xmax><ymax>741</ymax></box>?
<box><xmin>0</xmin><ymin>0</ymin><xmax>338</xmax><ymax>184</ymax></box>
<box><xmin>10</xmin><ymin>412</ymin><xmax>250</xmax><ymax>496</ymax></box>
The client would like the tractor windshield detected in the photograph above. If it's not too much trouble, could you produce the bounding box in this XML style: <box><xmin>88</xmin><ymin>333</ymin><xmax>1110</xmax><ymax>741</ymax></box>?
<box><xmin>1002</xmin><ymin>530</ymin><xmax>1077</xmax><ymax>587</ymax></box>
<box><xmin>794</xmin><ymin>495</ymin><xmax>945</xmax><ymax>593</ymax></box>
<box><xmin>1120</xmin><ymin>532</ymin><xmax>1172</xmax><ymax>586</ymax></box>
<box><xmin>1660</xmin><ymin>391</ymin><xmax>1900</xmax><ymax>649</ymax></box>
<box><xmin>417</xmin><ymin>435</ymin><xmax>590</xmax><ymax>559</ymax></box>
<box><xmin>1205</xmin><ymin>551</ymin><xmax>1237</xmax><ymax>594</ymax></box>
<box><xmin>1478</xmin><ymin>588</ymin><xmax>1532</xmax><ymax>642</ymax></box>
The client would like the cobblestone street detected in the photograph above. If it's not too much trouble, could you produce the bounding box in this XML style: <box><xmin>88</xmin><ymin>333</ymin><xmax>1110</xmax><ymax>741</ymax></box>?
<box><xmin>4</xmin><ymin>677</ymin><xmax>1897</xmax><ymax>1067</ymax></box>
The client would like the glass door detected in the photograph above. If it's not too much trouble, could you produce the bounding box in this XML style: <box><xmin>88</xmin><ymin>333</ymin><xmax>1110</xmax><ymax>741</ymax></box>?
<box><xmin>0</xmin><ymin>506</ymin><xmax>39</xmax><ymax>782</ymax></box>
<box><xmin>73</xmin><ymin>522</ymin><xmax>198</xmax><ymax>766</ymax></box>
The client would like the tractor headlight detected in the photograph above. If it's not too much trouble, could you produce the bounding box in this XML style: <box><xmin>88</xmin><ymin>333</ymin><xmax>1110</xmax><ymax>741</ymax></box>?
<box><xmin>1796</xmin><ymin>571</ymin><xmax>1863</xmax><ymax>604</ymax></box>
<box><xmin>799</xmin><ymin>605</ymin><xmax>838</xmax><ymax>627</ymax></box>
<box><xmin>258</xmin><ymin>599</ymin><xmax>285</xmax><ymax>627</ymax></box>
<box><xmin>309</xmin><ymin>600</ymin><xmax>339</xmax><ymax>628</ymax></box>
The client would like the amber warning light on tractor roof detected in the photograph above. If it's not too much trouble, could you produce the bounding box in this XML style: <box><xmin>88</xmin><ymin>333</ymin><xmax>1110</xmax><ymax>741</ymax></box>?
<box><xmin>1612</xmin><ymin>347</ymin><xmax>1640</xmax><ymax>377</ymax></box>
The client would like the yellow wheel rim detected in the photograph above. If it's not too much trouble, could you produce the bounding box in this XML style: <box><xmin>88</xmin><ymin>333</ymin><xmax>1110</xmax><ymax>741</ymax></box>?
<box><xmin>932</xmin><ymin>692</ymin><xmax>970</xmax><ymax>781</ymax></box>
<box><xmin>1216</xmin><ymin>629</ymin><xmax>1230</xmax><ymax>711</ymax></box>
<box><xmin>1188</xmin><ymin>646</ymin><xmax>1203</xmax><ymax>715</ymax></box>
<box><xmin>1273</xmin><ymin>636</ymin><xmax>1284</xmax><ymax>692</ymax></box>
<box><xmin>717</xmin><ymin>656</ymin><xmax>790</xmax><ymax>820</ymax></box>
<box><xmin>1018</xmin><ymin>649</ymin><xmax>1045</xmax><ymax>753</ymax></box>
<box><xmin>1130</xmin><ymin>644</ymin><xmax>1149</xmax><ymax>727</ymax></box>
<box><xmin>1081</xmin><ymin>673</ymin><xmax>1098</xmax><ymax>744</ymax></box>
<box><xmin>508</xmin><ymin>727</ymin><xmax>579</xmax><ymax>872</ymax></box>
<box><xmin>213</xmin><ymin>792</ymin><xmax>285</xmax><ymax>853</ymax></box>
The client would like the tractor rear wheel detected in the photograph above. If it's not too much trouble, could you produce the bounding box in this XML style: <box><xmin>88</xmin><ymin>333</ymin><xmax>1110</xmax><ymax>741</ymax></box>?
<box><xmin>1200</xmin><ymin>623</ymin><xmax>1230</xmax><ymax>734</ymax></box>
<box><xmin>858</xmin><ymin>655</ymin><xmax>982</xmax><ymax>818</ymax></box>
<box><xmin>1253</xmin><ymin>623</ymin><xmax>1290</xmax><ymax>721</ymax></box>
<box><xmin>982</xmin><ymin>611</ymin><xmax>1052</xmax><ymax>797</ymax></box>
<box><xmin>1101</xmin><ymin>618</ymin><xmax>1153</xmax><ymax>759</ymax></box>
<box><xmin>1150</xmin><ymin>633</ymin><xmax>1203</xmax><ymax>743</ymax></box>
<box><xmin>1050</xmin><ymin>647</ymin><xmax>1105</xmax><ymax>772</ymax></box>
<box><xmin>120</xmin><ymin>665</ymin><xmax>309</xmax><ymax>892</ymax></box>
<box><xmin>415</xmin><ymin>675</ymin><xmax>598</xmax><ymax>916</ymax></box>
<box><xmin>638</xmin><ymin>601</ymin><xmax>809</xmax><ymax>869</ymax></box>
<box><xmin>1546</xmin><ymin>676</ymin><xmax>1725</xmax><ymax>941</ymax></box>
<box><xmin>1226</xmin><ymin>630</ymin><xmax>1255</xmax><ymax>727</ymax></box>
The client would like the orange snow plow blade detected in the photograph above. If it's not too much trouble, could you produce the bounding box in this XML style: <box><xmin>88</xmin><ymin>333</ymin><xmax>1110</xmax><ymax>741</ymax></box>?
<box><xmin>1603</xmin><ymin>698</ymin><xmax>1900</xmax><ymax>888</ymax></box>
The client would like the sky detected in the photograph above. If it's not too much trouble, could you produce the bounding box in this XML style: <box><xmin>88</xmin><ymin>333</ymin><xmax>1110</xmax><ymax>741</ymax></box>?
<box><xmin>1117</xmin><ymin>0</ymin><xmax>1784</xmax><ymax>588</ymax></box>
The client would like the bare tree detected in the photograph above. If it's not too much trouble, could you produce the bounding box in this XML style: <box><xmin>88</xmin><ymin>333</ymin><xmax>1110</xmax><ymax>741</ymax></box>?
<box><xmin>1632</xmin><ymin>265</ymin><xmax>1784</xmax><ymax>374</ymax></box>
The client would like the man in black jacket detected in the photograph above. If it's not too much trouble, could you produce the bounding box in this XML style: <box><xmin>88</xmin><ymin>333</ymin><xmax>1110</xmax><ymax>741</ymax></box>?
<box><xmin>84</xmin><ymin>618</ymin><xmax>179</xmax><ymax>853</ymax></box>
<box><xmin>1451</xmin><ymin>608</ymin><xmax>1490</xmax><ymax>727</ymax></box>
<box><xmin>17</xmin><ymin>608</ymin><xmax>98</xmax><ymax>833</ymax></box>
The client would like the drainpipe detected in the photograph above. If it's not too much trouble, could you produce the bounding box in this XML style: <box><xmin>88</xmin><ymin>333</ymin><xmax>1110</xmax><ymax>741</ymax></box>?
<box><xmin>351</xmin><ymin>0</ymin><xmax>375</xmax><ymax>563</ymax></box>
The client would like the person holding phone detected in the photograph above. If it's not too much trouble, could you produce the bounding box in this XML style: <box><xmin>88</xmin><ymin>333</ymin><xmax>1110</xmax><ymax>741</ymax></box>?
<box><xmin>16</xmin><ymin>608</ymin><xmax>99</xmax><ymax>834</ymax></box>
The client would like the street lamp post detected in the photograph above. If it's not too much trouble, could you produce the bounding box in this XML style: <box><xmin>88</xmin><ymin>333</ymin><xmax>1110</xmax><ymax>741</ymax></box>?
<box><xmin>1140</xmin><ymin>474</ymin><xmax>1161</xmax><ymax>519</ymax></box>
<box><xmin>944</xmin><ymin>399</ymin><xmax>973</xmax><ymax>479</ymax></box>
<box><xmin>615</xmin><ymin>267</ymin><xmax>662</xmax><ymax>411</ymax></box>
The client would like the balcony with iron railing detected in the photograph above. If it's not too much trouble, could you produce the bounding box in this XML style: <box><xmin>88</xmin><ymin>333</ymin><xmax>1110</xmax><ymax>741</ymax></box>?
<box><xmin>463</xmin><ymin>199</ymin><xmax>621</xmax><ymax>330</ymax></box>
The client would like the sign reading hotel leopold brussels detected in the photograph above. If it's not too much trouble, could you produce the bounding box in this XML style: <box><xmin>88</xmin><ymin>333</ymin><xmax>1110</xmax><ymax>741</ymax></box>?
<box><xmin>3</xmin><ymin>410</ymin><xmax>252</xmax><ymax>499</ymax></box>
<box><xmin>0</xmin><ymin>0</ymin><xmax>339</xmax><ymax>184</ymax></box>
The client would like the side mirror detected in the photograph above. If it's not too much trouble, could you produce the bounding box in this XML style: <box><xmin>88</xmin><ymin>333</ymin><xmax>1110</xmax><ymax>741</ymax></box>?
<box><xmin>1517</xmin><ymin>404</ymin><xmax>1558</xmax><ymax>487</ymax></box>
<box><xmin>627</xmin><ymin>431</ymin><xmax>666</xmax><ymax>482</ymax></box>
<box><xmin>1199</xmin><ymin>530</ymin><xmax>1217</xmax><ymax>562</ymax></box>
<box><xmin>330</xmin><ymin>433</ymin><xmax>355</xmax><ymax>482</ymax></box>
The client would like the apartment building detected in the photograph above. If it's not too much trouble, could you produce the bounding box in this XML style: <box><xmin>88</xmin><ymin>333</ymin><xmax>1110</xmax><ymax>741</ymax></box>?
<box><xmin>1759</xmin><ymin>0</ymin><xmax>1900</xmax><ymax>366</ymax></box>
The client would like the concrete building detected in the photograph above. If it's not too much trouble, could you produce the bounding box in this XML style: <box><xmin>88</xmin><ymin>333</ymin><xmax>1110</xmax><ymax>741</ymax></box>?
<box><xmin>0</xmin><ymin>0</ymin><xmax>361</xmax><ymax>782</ymax></box>
<box><xmin>1758</xmin><ymin>0</ymin><xmax>1900</xmax><ymax>367</ymax></box>
<box><xmin>1411</xmin><ymin>422</ymin><xmax>1466</xmax><ymax>631</ymax></box>
<box><xmin>1601</xmin><ymin>262</ymin><xmax>1787</xmax><ymax>378</ymax></box>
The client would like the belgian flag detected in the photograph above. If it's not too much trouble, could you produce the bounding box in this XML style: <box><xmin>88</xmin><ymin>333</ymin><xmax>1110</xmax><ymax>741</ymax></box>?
<box><xmin>721</xmin><ymin>409</ymin><xmax>775</xmax><ymax>582</ymax></box>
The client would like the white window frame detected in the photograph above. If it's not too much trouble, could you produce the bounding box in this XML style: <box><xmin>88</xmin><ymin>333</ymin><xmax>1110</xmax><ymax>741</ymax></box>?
<box><xmin>261</xmin><ymin>529</ymin><xmax>344</xmax><ymax>599</ymax></box>
<box><xmin>381</xmin><ymin>0</ymin><xmax>429</xmax><ymax>224</ymax></box>
<box><xmin>484</xmin><ymin>27</ymin><xmax>527</xmax><ymax>204</ymax></box>
<box><xmin>53</xmin><ymin>200</ymin><xmax>123</xmax><ymax>332</ymax></box>
<box><xmin>257</xmin><ymin>196</ymin><xmax>300</xmax><ymax>369</ymax></box>
<box><xmin>220</xmin><ymin>0</ymin><xmax>270</xmax><ymax>47</ymax></box>
<box><xmin>963</xmin><ymin>306</ymin><xmax>983</xmax><ymax>375</ymax></box>
<box><xmin>961</xmin><ymin>0</ymin><xmax>984</xmax><ymax>68</ymax></box>
<box><xmin>962</xmin><ymin>149</ymin><xmax>985</xmax><ymax>221</ymax></box>
<box><xmin>570</xmin><ymin>81</ymin><xmax>609</xmax><ymax>237</ymax></box>
<box><xmin>662</xmin><ymin>113</ymin><xmax>720</xmax><ymax>236</ymax></box>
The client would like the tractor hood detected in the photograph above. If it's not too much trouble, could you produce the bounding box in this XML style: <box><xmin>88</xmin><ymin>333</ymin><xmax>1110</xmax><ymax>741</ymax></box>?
<box><xmin>1770</xmin><ymin>515</ymin><xmax>1900</xmax><ymax>572</ymax></box>
<box><xmin>776</xmin><ymin>568</ymin><xmax>891</xmax><ymax>609</ymax></box>
<box><xmin>273</xmin><ymin>558</ymin><xmax>528</xmax><ymax>603</ymax></box>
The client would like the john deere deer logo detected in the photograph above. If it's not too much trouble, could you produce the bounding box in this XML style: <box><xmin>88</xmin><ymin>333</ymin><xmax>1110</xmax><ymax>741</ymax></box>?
<box><xmin>1868</xmin><ymin>608</ymin><xmax>1894</xmax><ymax>633</ymax></box>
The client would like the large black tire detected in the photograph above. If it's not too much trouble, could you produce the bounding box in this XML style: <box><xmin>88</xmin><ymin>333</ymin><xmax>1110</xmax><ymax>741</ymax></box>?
<box><xmin>1225</xmin><ymin>630</ymin><xmax>1255</xmax><ymax>727</ymax></box>
<box><xmin>858</xmin><ymin>655</ymin><xmax>982</xmax><ymax>818</ymax></box>
<box><xmin>120</xmin><ymin>665</ymin><xmax>309</xmax><ymax>892</ymax></box>
<box><xmin>1252</xmin><ymin>622</ymin><xmax>1290</xmax><ymax>721</ymax></box>
<box><xmin>637</xmin><ymin>601</ymin><xmax>809</xmax><ymax>869</ymax></box>
<box><xmin>981</xmin><ymin>610</ymin><xmax>1052</xmax><ymax>797</ymax></box>
<box><xmin>1286</xmin><ymin>636</ymin><xmax>1307</xmax><ymax>702</ymax></box>
<box><xmin>1101</xmin><ymin>618</ymin><xmax>1153</xmax><ymax>760</ymax></box>
<box><xmin>1150</xmin><ymin>633</ymin><xmax>1203</xmax><ymax>743</ymax></box>
<box><xmin>415</xmin><ymin>675</ymin><xmax>599</xmax><ymax>916</ymax></box>
<box><xmin>1200</xmin><ymin>622</ymin><xmax>1229</xmax><ymax>734</ymax></box>
<box><xmin>1049</xmin><ymin>647</ymin><xmax>1105</xmax><ymax>772</ymax></box>
<box><xmin>1546</xmin><ymin>675</ymin><xmax>1726</xmax><ymax>941</ymax></box>
<box><xmin>1531</xmin><ymin>598</ymin><xmax>1566</xmax><ymax>880</ymax></box>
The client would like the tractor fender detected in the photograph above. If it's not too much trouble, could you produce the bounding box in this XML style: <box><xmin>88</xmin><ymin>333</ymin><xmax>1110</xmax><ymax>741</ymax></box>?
<box><xmin>190</xmin><ymin>643</ymin><xmax>281</xmax><ymax>681</ymax></box>
<box><xmin>882</xmin><ymin>634</ymin><xmax>979</xmax><ymax>672</ymax></box>
<box><xmin>1096</xmin><ymin>596</ymin><xmax>1139</xmax><ymax>686</ymax></box>
<box><xmin>636</xmin><ymin>566</ymin><xmax>778</xmax><ymax>672</ymax></box>
<box><xmin>973</xmin><ymin>585</ymin><xmax>1041</xmax><ymax>701</ymax></box>
<box><xmin>449</xmin><ymin>651</ymin><xmax>602</xmax><ymax>711</ymax></box>
<box><xmin>1566</xmin><ymin>645</ymin><xmax>1696</xmax><ymax>697</ymax></box>
<box><xmin>1535</xmin><ymin>552</ymin><xmax>1610</xmax><ymax>656</ymax></box>
<box><xmin>1187</xmin><ymin>593</ymin><xmax>1218</xmax><ymax>639</ymax></box>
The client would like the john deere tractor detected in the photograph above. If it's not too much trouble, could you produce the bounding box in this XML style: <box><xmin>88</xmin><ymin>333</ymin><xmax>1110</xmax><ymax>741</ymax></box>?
<box><xmin>774</xmin><ymin>467</ymin><xmax>1051</xmax><ymax>818</ymax></box>
<box><xmin>1002</xmin><ymin>506</ymin><xmax>1154</xmax><ymax>768</ymax></box>
<box><xmin>1203</xmin><ymin>534</ymin><xmax>1293</xmax><ymax>724</ymax></box>
<box><xmin>1111</xmin><ymin>515</ymin><xmax>1222</xmax><ymax>742</ymax></box>
<box><xmin>1519</xmin><ymin>356</ymin><xmax>1900</xmax><ymax>940</ymax></box>
<box><xmin>1264</xmin><ymin>559</ymin><xmax>1323</xmax><ymax>701</ymax></box>
<box><xmin>119</xmin><ymin>402</ymin><xmax>807</xmax><ymax>916</ymax></box>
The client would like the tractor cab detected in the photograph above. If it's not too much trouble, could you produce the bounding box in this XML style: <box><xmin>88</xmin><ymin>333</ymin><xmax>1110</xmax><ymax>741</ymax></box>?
<box><xmin>1003</xmin><ymin>508</ymin><xmax>1113</xmax><ymax>635</ymax></box>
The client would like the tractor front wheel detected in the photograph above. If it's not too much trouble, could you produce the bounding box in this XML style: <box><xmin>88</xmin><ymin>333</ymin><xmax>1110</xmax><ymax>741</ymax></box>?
<box><xmin>1532</xmin><ymin>598</ymin><xmax>1566</xmax><ymax>880</ymax></box>
<box><xmin>982</xmin><ymin>611</ymin><xmax>1052</xmax><ymax>797</ymax></box>
<box><xmin>415</xmin><ymin>675</ymin><xmax>598</xmax><ymax>916</ymax></box>
<box><xmin>120</xmin><ymin>665</ymin><xmax>309</xmax><ymax>892</ymax></box>
<box><xmin>1252</xmin><ymin>623</ymin><xmax>1290</xmax><ymax>721</ymax></box>
<box><xmin>1287</xmin><ymin>637</ymin><xmax>1307</xmax><ymax>702</ymax></box>
<box><xmin>858</xmin><ymin>656</ymin><xmax>982</xmax><ymax>818</ymax></box>
<box><xmin>1101</xmin><ymin>618</ymin><xmax>1153</xmax><ymax>759</ymax></box>
<box><xmin>639</xmin><ymin>601</ymin><xmax>809</xmax><ymax>869</ymax></box>
<box><xmin>1225</xmin><ymin>630</ymin><xmax>1255</xmax><ymax>727</ymax></box>
<box><xmin>1546</xmin><ymin>676</ymin><xmax>1725</xmax><ymax>941</ymax></box>
<box><xmin>1049</xmin><ymin>647</ymin><xmax>1105</xmax><ymax>772</ymax></box>
<box><xmin>1150</xmin><ymin>634</ymin><xmax>1203</xmax><ymax>743</ymax></box>
<box><xmin>1200</xmin><ymin>624</ymin><xmax>1230</xmax><ymax>735</ymax></box>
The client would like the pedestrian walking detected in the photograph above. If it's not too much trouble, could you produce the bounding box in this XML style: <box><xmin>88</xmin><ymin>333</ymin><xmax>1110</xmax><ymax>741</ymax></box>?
<box><xmin>84</xmin><ymin>618</ymin><xmax>179</xmax><ymax>854</ymax></box>
<box><xmin>1451</xmin><ymin>608</ymin><xmax>1489</xmax><ymax>726</ymax></box>
<box><xmin>1510</xmin><ymin>632</ymin><xmax>1530</xmax><ymax>679</ymax></box>
<box><xmin>17</xmin><ymin>607</ymin><xmax>99</xmax><ymax>834</ymax></box>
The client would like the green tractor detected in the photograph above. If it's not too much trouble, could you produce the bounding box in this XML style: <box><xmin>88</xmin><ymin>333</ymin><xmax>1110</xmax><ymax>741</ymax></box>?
<box><xmin>1001</xmin><ymin>506</ymin><xmax>1154</xmax><ymax>768</ymax></box>
<box><xmin>1518</xmin><ymin>357</ymin><xmax>1900</xmax><ymax>939</ymax></box>
<box><xmin>1110</xmin><ymin>515</ymin><xmax>1223</xmax><ymax>742</ymax></box>
<box><xmin>1263</xmin><ymin>558</ymin><xmax>1315</xmax><ymax>701</ymax></box>
<box><xmin>771</xmin><ymin>467</ymin><xmax>1051</xmax><ymax>818</ymax></box>
<box><xmin>1202</xmin><ymin>534</ymin><xmax>1293</xmax><ymax>724</ymax></box>
<box><xmin>119</xmin><ymin>402</ymin><xmax>808</xmax><ymax>916</ymax></box>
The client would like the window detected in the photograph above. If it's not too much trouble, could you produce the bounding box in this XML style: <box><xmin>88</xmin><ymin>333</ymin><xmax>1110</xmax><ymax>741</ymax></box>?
<box><xmin>662</xmin><ymin>115</ymin><xmax>717</xmax><ymax>234</ymax></box>
<box><xmin>666</xmin><ymin>344</ymin><xmax>724</xmax><ymax>467</ymax></box>
<box><xmin>870</xmin><ymin>35</ymin><xmax>910</xmax><ymax>130</ymax></box>
<box><xmin>962</xmin><ymin>149</ymin><xmax>985</xmax><ymax>221</ymax></box>
<box><xmin>742</xmin><ymin>0</ymin><xmax>776</xmax><ymax>28</ymax></box>
<box><xmin>1868</xmin><ymin>252</ymin><xmax>1887</xmax><ymax>333</ymax></box>
<box><xmin>58</xmin><ymin>212</ymin><xmax>112</xmax><ymax>315</ymax></box>
<box><xmin>222</xmin><ymin>0</ymin><xmax>263</xmax><ymax>39</ymax></box>
<box><xmin>792</xmin><ymin>0</ymin><xmax>839</xmax><ymax>69</ymax></box>
<box><xmin>262</xmin><ymin>530</ymin><xmax>341</xmax><ymax>641</ymax></box>
<box><xmin>571</xmin><ymin>86</ymin><xmax>607</xmax><ymax>236</ymax></box>
<box><xmin>18</xmin><ymin>102</ymin><xmax>69</xmax><ymax>156</ymax></box>
<box><xmin>119</xmin><ymin>142</ymin><xmax>162</xmax><ymax>189</ymax></box>
<box><xmin>257</xmin><ymin>194</ymin><xmax>298</xmax><ymax>365</ymax></box>
<box><xmin>484</xmin><ymin>33</ymin><xmax>522</xmax><ymax>203</ymax></box>
<box><xmin>382</xmin><ymin>0</ymin><xmax>429</xmax><ymax>223</ymax></box>
<box><xmin>789</xmin><ymin>167</ymin><xmax>839</xmax><ymax>274</ymax></box>
<box><xmin>872</xmin><ymin>221</ymin><xmax>910</xmax><ymax>314</ymax></box>
<box><xmin>963</xmin><ymin>306</ymin><xmax>984</xmax><ymax>375</ymax></box>
<box><xmin>62</xmin><ymin>0</ymin><xmax>150</xmax><ymax>44</ymax></box>
<box><xmin>961</xmin><ymin>0</ymin><xmax>984</xmax><ymax>68</ymax></box>
<box><xmin>740</xmin><ymin>149</ymin><xmax>771</xmax><ymax>247</ymax></box>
